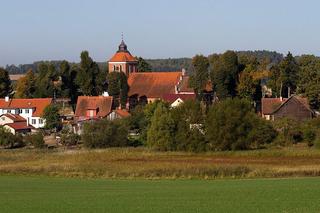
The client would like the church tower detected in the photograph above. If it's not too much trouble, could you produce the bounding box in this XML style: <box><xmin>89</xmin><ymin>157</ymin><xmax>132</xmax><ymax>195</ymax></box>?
<box><xmin>108</xmin><ymin>39</ymin><xmax>138</xmax><ymax>76</ymax></box>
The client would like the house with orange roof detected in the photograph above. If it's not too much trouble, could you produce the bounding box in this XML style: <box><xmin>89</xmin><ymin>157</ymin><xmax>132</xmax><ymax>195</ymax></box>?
<box><xmin>107</xmin><ymin>109</ymin><xmax>131</xmax><ymax>121</ymax></box>
<box><xmin>0</xmin><ymin>97</ymin><xmax>52</xmax><ymax>129</ymax></box>
<box><xmin>74</xmin><ymin>95</ymin><xmax>114</xmax><ymax>134</ymax></box>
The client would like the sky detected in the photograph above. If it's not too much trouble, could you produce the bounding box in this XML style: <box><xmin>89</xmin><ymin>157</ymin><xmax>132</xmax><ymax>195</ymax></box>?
<box><xmin>0</xmin><ymin>0</ymin><xmax>319</xmax><ymax>66</ymax></box>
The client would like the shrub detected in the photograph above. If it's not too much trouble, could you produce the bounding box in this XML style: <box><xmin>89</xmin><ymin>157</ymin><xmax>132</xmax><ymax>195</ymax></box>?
<box><xmin>273</xmin><ymin>118</ymin><xmax>303</xmax><ymax>146</ymax></box>
<box><xmin>147</xmin><ymin>104</ymin><xmax>176</xmax><ymax>151</ymax></box>
<box><xmin>82</xmin><ymin>119</ymin><xmax>129</xmax><ymax>148</ymax></box>
<box><xmin>25</xmin><ymin>133</ymin><xmax>45</xmax><ymax>148</ymax></box>
<box><xmin>60</xmin><ymin>127</ymin><xmax>80</xmax><ymax>146</ymax></box>
<box><xmin>0</xmin><ymin>127</ymin><xmax>24</xmax><ymax>149</ymax></box>
<box><xmin>42</xmin><ymin>104</ymin><xmax>62</xmax><ymax>131</ymax></box>
<box><xmin>205</xmin><ymin>98</ymin><xmax>276</xmax><ymax>151</ymax></box>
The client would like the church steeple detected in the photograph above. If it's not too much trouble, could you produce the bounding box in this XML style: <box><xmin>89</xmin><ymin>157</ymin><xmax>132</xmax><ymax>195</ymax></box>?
<box><xmin>108</xmin><ymin>37</ymin><xmax>138</xmax><ymax>76</ymax></box>
<box><xmin>117</xmin><ymin>39</ymin><xmax>128</xmax><ymax>53</ymax></box>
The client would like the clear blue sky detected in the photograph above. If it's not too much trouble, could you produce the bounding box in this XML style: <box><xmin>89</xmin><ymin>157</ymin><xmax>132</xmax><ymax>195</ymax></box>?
<box><xmin>0</xmin><ymin>0</ymin><xmax>319</xmax><ymax>66</ymax></box>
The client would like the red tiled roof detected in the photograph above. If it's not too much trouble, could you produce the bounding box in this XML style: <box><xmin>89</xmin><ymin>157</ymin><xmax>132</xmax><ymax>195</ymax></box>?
<box><xmin>162</xmin><ymin>94</ymin><xmax>196</xmax><ymax>104</ymax></box>
<box><xmin>0</xmin><ymin>98</ymin><xmax>52</xmax><ymax>117</ymax></box>
<box><xmin>75</xmin><ymin>96</ymin><xmax>113</xmax><ymax>119</ymax></box>
<box><xmin>272</xmin><ymin>96</ymin><xmax>312</xmax><ymax>114</ymax></box>
<box><xmin>4</xmin><ymin>122</ymin><xmax>33</xmax><ymax>130</ymax></box>
<box><xmin>261</xmin><ymin>98</ymin><xmax>287</xmax><ymax>115</ymax></box>
<box><xmin>1</xmin><ymin>113</ymin><xmax>26</xmax><ymax>122</ymax></box>
<box><xmin>114</xmin><ymin>109</ymin><xmax>131</xmax><ymax>118</ymax></box>
<box><xmin>128</xmin><ymin>72</ymin><xmax>182</xmax><ymax>99</ymax></box>
<box><xmin>109</xmin><ymin>52</ymin><xmax>137</xmax><ymax>62</ymax></box>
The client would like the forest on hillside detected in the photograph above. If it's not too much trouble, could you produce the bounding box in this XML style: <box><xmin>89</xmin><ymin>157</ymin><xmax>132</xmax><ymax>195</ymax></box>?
<box><xmin>5</xmin><ymin>51</ymin><xmax>284</xmax><ymax>74</ymax></box>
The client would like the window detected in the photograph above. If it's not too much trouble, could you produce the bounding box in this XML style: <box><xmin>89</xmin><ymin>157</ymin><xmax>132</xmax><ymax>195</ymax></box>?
<box><xmin>7</xmin><ymin>110</ymin><xmax>11</xmax><ymax>113</ymax></box>
<box><xmin>39</xmin><ymin>119</ymin><xmax>43</xmax><ymax>124</ymax></box>
<box><xmin>32</xmin><ymin>119</ymin><xmax>36</xmax><ymax>125</ymax></box>
<box><xmin>25</xmin><ymin>109</ymin><xmax>29</xmax><ymax>114</ymax></box>
<box><xmin>113</xmin><ymin>65</ymin><xmax>116</xmax><ymax>71</ymax></box>
<box><xmin>19</xmin><ymin>109</ymin><xmax>23</xmax><ymax>114</ymax></box>
<box><xmin>120</xmin><ymin>65</ymin><xmax>122</xmax><ymax>72</ymax></box>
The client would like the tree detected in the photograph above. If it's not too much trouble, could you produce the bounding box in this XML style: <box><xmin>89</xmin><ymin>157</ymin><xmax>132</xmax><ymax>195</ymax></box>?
<box><xmin>59</xmin><ymin>61</ymin><xmax>79</xmax><ymax>106</ymax></box>
<box><xmin>297</xmin><ymin>55</ymin><xmax>320</xmax><ymax>109</ymax></box>
<box><xmin>147</xmin><ymin>104</ymin><xmax>176</xmax><ymax>151</ymax></box>
<box><xmin>237</xmin><ymin>70</ymin><xmax>261</xmax><ymax>101</ymax></box>
<box><xmin>136</xmin><ymin>57</ymin><xmax>152</xmax><ymax>72</ymax></box>
<box><xmin>33</xmin><ymin>63</ymin><xmax>57</xmax><ymax>98</ymax></box>
<box><xmin>15</xmin><ymin>69</ymin><xmax>36</xmax><ymax>98</ymax></box>
<box><xmin>205</xmin><ymin>98</ymin><xmax>276</xmax><ymax>151</ymax></box>
<box><xmin>171</xmin><ymin>100</ymin><xmax>207</xmax><ymax>152</ymax></box>
<box><xmin>76</xmin><ymin>51</ymin><xmax>106</xmax><ymax>96</ymax></box>
<box><xmin>42</xmin><ymin>105</ymin><xmax>62</xmax><ymax>131</ymax></box>
<box><xmin>0</xmin><ymin>68</ymin><xmax>12</xmax><ymax>98</ymax></box>
<box><xmin>210</xmin><ymin>51</ymin><xmax>240</xmax><ymax>99</ymax></box>
<box><xmin>82</xmin><ymin>119</ymin><xmax>129</xmax><ymax>148</ymax></box>
<box><xmin>278</xmin><ymin>52</ymin><xmax>299</xmax><ymax>97</ymax></box>
<box><xmin>189</xmin><ymin>55</ymin><xmax>210</xmax><ymax>99</ymax></box>
<box><xmin>107</xmin><ymin>72</ymin><xmax>128</xmax><ymax>108</ymax></box>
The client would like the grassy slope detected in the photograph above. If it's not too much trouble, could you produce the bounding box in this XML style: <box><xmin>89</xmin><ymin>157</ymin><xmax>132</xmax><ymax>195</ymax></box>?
<box><xmin>0</xmin><ymin>176</ymin><xmax>320</xmax><ymax>213</ymax></box>
<box><xmin>1</xmin><ymin>147</ymin><xmax>320</xmax><ymax>179</ymax></box>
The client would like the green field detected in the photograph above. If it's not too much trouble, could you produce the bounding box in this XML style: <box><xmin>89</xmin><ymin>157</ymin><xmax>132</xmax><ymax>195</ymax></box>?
<box><xmin>1</xmin><ymin>176</ymin><xmax>320</xmax><ymax>213</ymax></box>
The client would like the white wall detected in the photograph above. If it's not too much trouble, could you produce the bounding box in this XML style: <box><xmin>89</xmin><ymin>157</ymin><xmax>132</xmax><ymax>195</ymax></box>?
<box><xmin>0</xmin><ymin>108</ymin><xmax>45</xmax><ymax>129</ymax></box>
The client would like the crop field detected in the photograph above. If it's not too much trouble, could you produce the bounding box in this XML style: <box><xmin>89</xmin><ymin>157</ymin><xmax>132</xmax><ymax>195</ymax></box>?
<box><xmin>1</xmin><ymin>147</ymin><xmax>320</xmax><ymax>179</ymax></box>
<box><xmin>1</xmin><ymin>176</ymin><xmax>320</xmax><ymax>213</ymax></box>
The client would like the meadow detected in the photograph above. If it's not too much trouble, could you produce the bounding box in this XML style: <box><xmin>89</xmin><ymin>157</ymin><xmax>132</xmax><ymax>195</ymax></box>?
<box><xmin>1</xmin><ymin>147</ymin><xmax>320</xmax><ymax>179</ymax></box>
<box><xmin>1</xmin><ymin>176</ymin><xmax>320</xmax><ymax>213</ymax></box>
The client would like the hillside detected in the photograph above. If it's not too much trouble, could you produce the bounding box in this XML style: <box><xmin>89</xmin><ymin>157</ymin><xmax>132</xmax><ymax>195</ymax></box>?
<box><xmin>4</xmin><ymin>50</ymin><xmax>284</xmax><ymax>74</ymax></box>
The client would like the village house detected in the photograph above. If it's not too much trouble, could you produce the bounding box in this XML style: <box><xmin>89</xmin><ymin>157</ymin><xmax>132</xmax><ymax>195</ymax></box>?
<box><xmin>0</xmin><ymin>113</ymin><xmax>33</xmax><ymax>134</ymax></box>
<box><xmin>0</xmin><ymin>97</ymin><xmax>52</xmax><ymax>130</ymax></box>
<box><xmin>107</xmin><ymin>40</ymin><xmax>199</xmax><ymax>109</ymax></box>
<box><xmin>261</xmin><ymin>96</ymin><xmax>314</xmax><ymax>121</ymax></box>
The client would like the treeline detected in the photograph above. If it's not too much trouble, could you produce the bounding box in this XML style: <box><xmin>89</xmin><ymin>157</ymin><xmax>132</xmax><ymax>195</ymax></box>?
<box><xmin>4</xmin><ymin>50</ymin><xmax>284</xmax><ymax>74</ymax></box>
<box><xmin>82</xmin><ymin>99</ymin><xmax>320</xmax><ymax>152</ymax></box>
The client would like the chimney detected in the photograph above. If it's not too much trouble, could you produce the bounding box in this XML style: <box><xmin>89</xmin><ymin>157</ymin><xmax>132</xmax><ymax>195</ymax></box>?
<box><xmin>5</xmin><ymin>96</ymin><xmax>9</xmax><ymax>102</ymax></box>
<box><xmin>182</xmin><ymin>68</ymin><xmax>186</xmax><ymax>76</ymax></box>
<box><xmin>102</xmin><ymin>91</ymin><xmax>109</xmax><ymax>97</ymax></box>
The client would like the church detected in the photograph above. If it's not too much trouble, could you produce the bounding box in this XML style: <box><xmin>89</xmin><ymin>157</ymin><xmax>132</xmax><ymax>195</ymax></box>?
<box><xmin>74</xmin><ymin>39</ymin><xmax>199</xmax><ymax>133</ymax></box>
<box><xmin>107</xmin><ymin>39</ymin><xmax>196</xmax><ymax>108</ymax></box>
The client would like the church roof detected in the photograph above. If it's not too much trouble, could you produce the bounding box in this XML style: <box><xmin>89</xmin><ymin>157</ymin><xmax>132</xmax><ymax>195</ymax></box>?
<box><xmin>128</xmin><ymin>72</ymin><xmax>182</xmax><ymax>99</ymax></box>
<box><xmin>109</xmin><ymin>40</ymin><xmax>137</xmax><ymax>63</ymax></box>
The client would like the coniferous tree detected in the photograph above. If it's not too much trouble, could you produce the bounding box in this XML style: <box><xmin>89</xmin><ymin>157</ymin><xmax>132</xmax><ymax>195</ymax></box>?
<box><xmin>76</xmin><ymin>51</ymin><xmax>105</xmax><ymax>96</ymax></box>
<box><xmin>210</xmin><ymin>51</ymin><xmax>240</xmax><ymax>99</ymax></box>
<box><xmin>0</xmin><ymin>68</ymin><xmax>12</xmax><ymax>98</ymax></box>
<box><xmin>136</xmin><ymin>57</ymin><xmax>152</xmax><ymax>72</ymax></box>
<box><xmin>189</xmin><ymin>55</ymin><xmax>209</xmax><ymax>100</ymax></box>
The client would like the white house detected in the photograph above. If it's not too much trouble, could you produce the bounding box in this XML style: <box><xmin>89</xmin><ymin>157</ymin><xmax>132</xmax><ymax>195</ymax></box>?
<box><xmin>0</xmin><ymin>114</ymin><xmax>33</xmax><ymax>134</ymax></box>
<box><xmin>0</xmin><ymin>97</ymin><xmax>52</xmax><ymax>129</ymax></box>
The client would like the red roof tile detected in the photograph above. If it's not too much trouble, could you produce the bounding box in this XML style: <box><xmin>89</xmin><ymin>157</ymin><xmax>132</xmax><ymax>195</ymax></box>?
<box><xmin>162</xmin><ymin>94</ymin><xmax>196</xmax><ymax>104</ymax></box>
<box><xmin>128</xmin><ymin>72</ymin><xmax>182</xmax><ymax>99</ymax></box>
<box><xmin>75</xmin><ymin>96</ymin><xmax>113</xmax><ymax>119</ymax></box>
<box><xmin>109</xmin><ymin>52</ymin><xmax>137</xmax><ymax>62</ymax></box>
<box><xmin>4</xmin><ymin>122</ymin><xmax>33</xmax><ymax>130</ymax></box>
<box><xmin>0</xmin><ymin>98</ymin><xmax>52</xmax><ymax>117</ymax></box>
<box><xmin>114</xmin><ymin>109</ymin><xmax>131</xmax><ymax>118</ymax></box>
<box><xmin>261</xmin><ymin>98</ymin><xmax>287</xmax><ymax>115</ymax></box>
<box><xmin>1</xmin><ymin>113</ymin><xmax>26</xmax><ymax>122</ymax></box>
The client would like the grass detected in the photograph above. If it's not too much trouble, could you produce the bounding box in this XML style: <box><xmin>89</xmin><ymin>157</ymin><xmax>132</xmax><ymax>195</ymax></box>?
<box><xmin>1</xmin><ymin>147</ymin><xmax>320</xmax><ymax>179</ymax></box>
<box><xmin>1</xmin><ymin>176</ymin><xmax>320</xmax><ymax>213</ymax></box>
